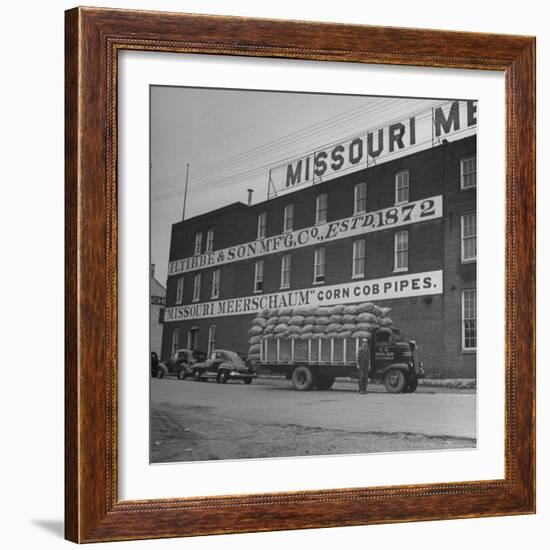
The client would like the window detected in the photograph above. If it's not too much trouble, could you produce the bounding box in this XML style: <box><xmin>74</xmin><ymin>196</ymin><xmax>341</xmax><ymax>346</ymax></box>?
<box><xmin>394</xmin><ymin>230</ymin><xmax>409</xmax><ymax>271</ymax></box>
<box><xmin>315</xmin><ymin>194</ymin><xmax>328</xmax><ymax>225</ymax></box>
<box><xmin>254</xmin><ymin>260</ymin><xmax>264</xmax><ymax>292</ymax></box>
<box><xmin>461</xmin><ymin>213</ymin><xmax>477</xmax><ymax>262</ymax></box>
<box><xmin>171</xmin><ymin>328</ymin><xmax>180</xmax><ymax>354</ymax></box>
<box><xmin>280</xmin><ymin>254</ymin><xmax>291</xmax><ymax>288</ymax></box>
<box><xmin>192</xmin><ymin>273</ymin><xmax>202</xmax><ymax>302</ymax></box>
<box><xmin>175</xmin><ymin>277</ymin><xmax>184</xmax><ymax>304</ymax></box>
<box><xmin>257</xmin><ymin>212</ymin><xmax>267</xmax><ymax>239</ymax></box>
<box><xmin>352</xmin><ymin>239</ymin><xmax>366</xmax><ymax>278</ymax></box>
<box><xmin>462</xmin><ymin>289</ymin><xmax>477</xmax><ymax>350</ymax></box>
<box><xmin>211</xmin><ymin>269</ymin><xmax>220</xmax><ymax>298</ymax></box>
<box><xmin>187</xmin><ymin>327</ymin><xmax>199</xmax><ymax>350</ymax></box>
<box><xmin>194</xmin><ymin>231</ymin><xmax>203</xmax><ymax>255</ymax></box>
<box><xmin>395</xmin><ymin>171</ymin><xmax>409</xmax><ymax>204</ymax></box>
<box><xmin>354</xmin><ymin>182</ymin><xmax>367</xmax><ymax>214</ymax></box>
<box><xmin>158</xmin><ymin>307</ymin><xmax>164</xmax><ymax>324</ymax></box>
<box><xmin>205</xmin><ymin>228</ymin><xmax>215</xmax><ymax>252</ymax></box>
<box><xmin>283</xmin><ymin>204</ymin><xmax>294</xmax><ymax>233</ymax></box>
<box><xmin>461</xmin><ymin>157</ymin><xmax>477</xmax><ymax>189</ymax></box>
<box><xmin>313</xmin><ymin>247</ymin><xmax>326</xmax><ymax>284</ymax></box>
<box><xmin>208</xmin><ymin>325</ymin><xmax>216</xmax><ymax>355</ymax></box>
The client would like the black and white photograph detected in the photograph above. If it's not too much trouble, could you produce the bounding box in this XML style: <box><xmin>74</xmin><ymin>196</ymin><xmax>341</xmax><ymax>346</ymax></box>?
<box><xmin>149</xmin><ymin>87</ymin><xmax>478</xmax><ymax>463</ymax></box>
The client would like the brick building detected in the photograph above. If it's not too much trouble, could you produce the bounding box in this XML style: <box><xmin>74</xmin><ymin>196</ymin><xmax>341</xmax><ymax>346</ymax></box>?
<box><xmin>161</xmin><ymin>134</ymin><xmax>477</xmax><ymax>379</ymax></box>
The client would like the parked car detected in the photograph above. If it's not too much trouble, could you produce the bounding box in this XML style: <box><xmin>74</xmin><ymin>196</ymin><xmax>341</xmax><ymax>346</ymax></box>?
<box><xmin>192</xmin><ymin>349</ymin><xmax>256</xmax><ymax>384</ymax></box>
<box><xmin>150</xmin><ymin>351</ymin><xmax>160</xmax><ymax>378</ymax></box>
<box><xmin>155</xmin><ymin>349</ymin><xmax>207</xmax><ymax>380</ymax></box>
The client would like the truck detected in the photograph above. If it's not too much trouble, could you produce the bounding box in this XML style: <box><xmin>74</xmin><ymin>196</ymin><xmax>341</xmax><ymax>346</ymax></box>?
<box><xmin>257</xmin><ymin>328</ymin><xmax>424</xmax><ymax>392</ymax></box>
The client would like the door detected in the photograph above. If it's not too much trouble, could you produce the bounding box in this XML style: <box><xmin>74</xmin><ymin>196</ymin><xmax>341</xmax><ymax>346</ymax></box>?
<box><xmin>372</xmin><ymin>329</ymin><xmax>396</xmax><ymax>376</ymax></box>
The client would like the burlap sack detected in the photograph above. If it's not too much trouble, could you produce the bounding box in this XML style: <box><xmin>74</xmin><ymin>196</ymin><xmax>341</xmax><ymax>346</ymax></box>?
<box><xmin>294</xmin><ymin>306</ymin><xmax>314</xmax><ymax>316</ymax></box>
<box><xmin>326</xmin><ymin>332</ymin><xmax>340</xmax><ymax>339</ymax></box>
<box><xmin>248</xmin><ymin>343</ymin><xmax>261</xmax><ymax>355</ymax></box>
<box><xmin>264</xmin><ymin>325</ymin><xmax>275</xmax><ymax>334</ymax></box>
<box><xmin>339</xmin><ymin>330</ymin><xmax>352</xmax><ymax>338</ymax></box>
<box><xmin>275</xmin><ymin>332</ymin><xmax>287</xmax><ymax>339</ymax></box>
<box><xmin>278</xmin><ymin>315</ymin><xmax>291</xmax><ymax>324</ymax></box>
<box><xmin>248</xmin><ymin>325</ymin><xmax>263</xmax><ymax>336</ymax></box>
<box><xmin>356</xmin><ymin>322</ymin><xmax>377</xmax><ymax>332</ymax></box>
<box><xmin>300</xmin><ymin>324</ymin><xmax>314</xmax><ymax>333</ymax></box>
<box><xmin>289</xmin><ymin>315</ymin><xmax>305</xmax><ymax>326</ymax></box>
<box><xmin>352</xmin><ymin>330</ymin><xmax>371</xmax><ymax>339</ymax></box>
<box><xmin>379</xmin><ymin>317</ymin><xmax>394</xmax><ymax>326</ymax></box>
<box><xmin>356</xmin><ymin>302</ymin><xmax>375</xmax><ymax>314</ymax></box>
<box><xmin>278</xmin><ymin>307</ymin><xmax>293</xmax><ymax>317</ymax></box>
<box><xmin>313</xmin><ymin>325</ymin><xmax>327</xmax><ymax>333</ymax></box>
<box><xmin>274</xmin><ymin>323</ymin><xmax>288</xmax><ymax>333</ymax></box>
<box><xmin>343</xmin><ymin>305</ymin><xmax>358</xmax><ymax>315</ymax></box>
<box><xmin>304</xmin><ymin>316</ymin><xmax>317</xmax><ymax>324</ymax></box>
<box><xmin>248</xmin><ymin>335</ymin><xmax>261</xmax><ymax>345</ymax></box>
<box><xmin>342</xmin><ymin>315</ymin><xmax>356</xmax><ymax>324</ymax></box>
<box><xmin>326</xmin><ymin>323</ymin><xmax>342</xmax><ymax>333</ymax></box>
<box><xmin>357</xmin><ymin>312</ymin><xmax>377</xmax><ymax>323</ymax></box>
<box><xmin>315</xmin><ymin>307</ymin><xmax>331</xmax><ymax>316</ymax></box>
<box><xmin>252</xmin><ymin>317</ymin><xmax>267</xmax><ymax>328</ymax></box>
<box><xmin>315</xmin><ymin>316</ymin><xmax>330</xmax><ymax>325</ymax></box>
<box><xmin>379</xmin><ymin>307</ymin><xmax>392</xmax><ymax>317</ymax></box>
<box><xmin>328</xmin><ymin>305</ymin><xmax>345</xmax><ymax>315</ymax></box>
<box><xmin>299</xmin><ymin>332</ymin><xmax>313</xmax><ymax>340</ymax></box>
<box><xmin>286</xmin><ymin>325</ymin><xmax>301</xmax><ymax>334</ymax></box>
<box><xmin>266</xmin><ymin>317</ymin><xmax>279</xmax><ymax>326</ymax></box>
<box><xmin>342</xmin><ymin>323</ymin><xmax>356</xmax><ymax>331</ymax></box>
<box><xmin>263</xmin><ymin>333</ymin><xmax>274</xmax><ymax>340</ymax></box>
<box><xmin>328</xmin><ymin>314</ymin><xmax>343</xmax><ymax>324</ymax></box>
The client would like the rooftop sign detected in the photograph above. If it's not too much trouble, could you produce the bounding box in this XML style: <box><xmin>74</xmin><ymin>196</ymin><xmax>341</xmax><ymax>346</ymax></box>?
<box><xmin>268</xmin><ymin>100</ymin><xmax>477</xmax><ymax>198</ymax></box>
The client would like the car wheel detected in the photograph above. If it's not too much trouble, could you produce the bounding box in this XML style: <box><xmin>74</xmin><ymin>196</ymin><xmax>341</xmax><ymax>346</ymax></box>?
<box><xmin>384</xmin><ymin>368</ymin><xmax>407</xmax><ymax>393</ymax></box>
<box><xmin>156</xmin><ymin>369</ymin><xmax>164</xmax><ymax>379</ymax></box>
<box><xmin>291</xmin><ymin>366</ymin><xmax>315</xmax><ymax>391</ymax></box>
<box><xmin>217</xmin><ymin>371</ymin><xmax>229</xmax><ymax>384</ymax></box>
<box><xmin>177</xmin><ymin>366</ymin><xmax>188</xmax><ymax>380</ymax></box>
<box><xmin>243</xmin><ymin>378</ymin><xmax>252</xmax><ymax>385</ymax></box>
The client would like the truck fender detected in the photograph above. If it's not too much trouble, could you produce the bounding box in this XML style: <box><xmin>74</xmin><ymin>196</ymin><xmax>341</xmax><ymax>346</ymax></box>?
<box><xmin>378</xmin><ymin>363</ymin><xmax>411</xmax><ymax>381</ymax></box>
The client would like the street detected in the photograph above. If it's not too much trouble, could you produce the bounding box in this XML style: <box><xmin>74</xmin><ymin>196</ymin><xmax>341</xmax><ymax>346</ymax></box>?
<box><xmin>150</xmin><ymin>377</ymin><xmax>476</xmax><ymax>462</ymax></box>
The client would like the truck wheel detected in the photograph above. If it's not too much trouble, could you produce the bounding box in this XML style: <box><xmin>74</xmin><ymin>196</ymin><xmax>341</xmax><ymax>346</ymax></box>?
<box><xmin>291</xmin><ymin>366</ymin><xmax>315</xmax><ymax>391</ymax></box>
<box><xmin>404</xmin><ymin>379</ymin><xmax>418</xmax><ymax>393</ymax></box>
<box><xmin>217</xmin><ymin>371</ymin><xmax>229</xmax><ymax>384</ymax></box>
<box><xmin>384</xmin><ymin>368</ymin><xmax>407</xmax><ymax>393</ymax></box>
<box><xmin>316</xmin><ymin>376</ymin><xmax>335</xmax><ymax>390</ymax></box>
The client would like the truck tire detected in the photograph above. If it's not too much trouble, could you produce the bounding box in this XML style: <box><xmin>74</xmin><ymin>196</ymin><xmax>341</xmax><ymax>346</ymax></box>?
<box><xmin>384</xmin><ymin>368</ymin><xmax>407</xmax><ymax>393</ymax></box>
<box><xmin>291</xmin><ymin>366</ymin><xmax>315</xmax><ymax>391</ymax></box>
<box><xmin>316</xmin><ymin>376</ymin><xmax>335</xmax><ymax>390</ymax></box>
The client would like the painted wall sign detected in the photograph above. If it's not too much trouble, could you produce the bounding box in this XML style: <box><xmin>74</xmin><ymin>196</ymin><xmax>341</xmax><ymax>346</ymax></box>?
<box><xmin>164</xmin><ymin>270</ymin><xmax>443</xmax><ymax>322</ymax></box>
<box><xmin>268</xmin><ymin>99</ymin><xmax>477</xmax><ymax>198</ymax></box>
<box><xmin>168</xmin><ymin>195</ymin><xmax>442</xmax><ymax>276</ymax></box>
<box><xmin>151</xmin><ymin>296</ymin><xmax>166</xmax><ymax>306</ymax></box>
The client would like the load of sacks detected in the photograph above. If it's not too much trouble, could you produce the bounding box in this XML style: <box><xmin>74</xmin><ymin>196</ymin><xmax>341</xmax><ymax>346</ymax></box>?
<box><xmin>247</xmin><ymin>302</ymin><xmax>393</xmax><ymax>364</ymax></box>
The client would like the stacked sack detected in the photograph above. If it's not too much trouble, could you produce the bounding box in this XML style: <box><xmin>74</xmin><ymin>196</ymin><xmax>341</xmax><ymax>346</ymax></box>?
<box><xmin>247</xmin><ymin>302</ymin><xmax>393</xmax><ymax>364</ymax></box>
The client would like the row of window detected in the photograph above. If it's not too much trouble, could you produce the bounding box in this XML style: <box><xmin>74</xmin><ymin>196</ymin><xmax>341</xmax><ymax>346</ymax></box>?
<box><xmin>174</xmin><ymin>212</ymin><xmax>476</xmax><ymax>303</ymax></box>
<box><xmin>171</xmin><ymin>287</ymin><xmax>477</xmax><ymax>353</ymax></box>
<box><xmin>192</xmin><ymin>158</ymin><xmax>477</xmax><ymax>254</ymax></box>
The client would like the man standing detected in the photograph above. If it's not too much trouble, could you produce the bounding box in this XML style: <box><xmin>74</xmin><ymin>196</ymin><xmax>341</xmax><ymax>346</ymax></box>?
<box><xmin>356</xmin><ymin>337</ymin><xmax>370</xmax><ymax>394</ymax></box>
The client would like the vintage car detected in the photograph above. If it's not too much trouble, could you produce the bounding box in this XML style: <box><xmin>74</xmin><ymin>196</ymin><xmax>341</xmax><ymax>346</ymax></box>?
<box><xmin>192</xmin><ymin>349</ymin><xmax>256</xmax><ymax>384</ymax></box>
<box><xmin>155</xmin><ymin>349</ymin><xmax>207</xmax><ymax>380</ymax></box>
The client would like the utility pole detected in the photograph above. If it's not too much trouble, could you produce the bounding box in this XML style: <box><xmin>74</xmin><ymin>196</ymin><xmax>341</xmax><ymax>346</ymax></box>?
<box><xmin>181</xmin><ymin>163</ymin><xmax>190</xmax><ymax>221</ymax></box>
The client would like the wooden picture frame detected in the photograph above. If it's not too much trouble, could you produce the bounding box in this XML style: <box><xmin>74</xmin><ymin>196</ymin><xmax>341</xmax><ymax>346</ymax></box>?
<box><xmin>65</xmin><ymin>6</ymin><xmax>536</xmax><ymax>543</ymax></box>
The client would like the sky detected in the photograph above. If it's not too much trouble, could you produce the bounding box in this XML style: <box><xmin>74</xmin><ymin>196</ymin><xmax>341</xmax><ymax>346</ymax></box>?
<box><xmin>150</xmin><ymin>88</ymin><xmax>446</xmax><ymax>285</ymax></box>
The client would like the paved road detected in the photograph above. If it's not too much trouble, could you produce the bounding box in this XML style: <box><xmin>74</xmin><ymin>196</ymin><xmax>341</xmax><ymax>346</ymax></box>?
<box><xmin>150</xmin><ymin>377</ymin><xmax>476</xmax><ymax>462</ymax></box>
